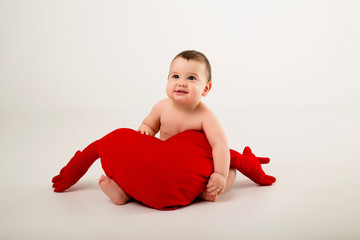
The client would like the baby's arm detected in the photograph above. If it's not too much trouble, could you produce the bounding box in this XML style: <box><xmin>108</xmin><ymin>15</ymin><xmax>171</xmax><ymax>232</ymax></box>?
<box><xmin>137</xmin><ymin>100</ymin><xmax>163</xmax><ymax>136</ymax></box>
<box><xmin>203</xmin><ymin>110</ymin><xmax>230</xmax><ymax>196</ymax></box>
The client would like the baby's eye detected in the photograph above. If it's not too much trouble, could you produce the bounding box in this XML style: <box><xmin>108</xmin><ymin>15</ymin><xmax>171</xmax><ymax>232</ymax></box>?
<box><xmin>172</xmin><ymin>75</ymin><xmax>179</xmax><ymax>79</ymax></box>
<box><xmin>188</xmin><ymin>76</ymin><xmax>196</xmax><ymax>80</ymax></box>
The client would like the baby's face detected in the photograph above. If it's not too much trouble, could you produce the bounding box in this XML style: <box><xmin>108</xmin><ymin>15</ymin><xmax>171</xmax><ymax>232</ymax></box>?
<box><xmin>166</xmin><ymin>57</ymin><xmax>211</xmax><ymax>107</ymax></box>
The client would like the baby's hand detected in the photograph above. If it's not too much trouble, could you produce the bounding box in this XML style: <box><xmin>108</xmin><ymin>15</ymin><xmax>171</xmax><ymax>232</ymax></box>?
<box><xmin>137</xmin><ymin>128</ymin><xmax>151</xmax><ymax>136</ymax></box>
<box><xmin>206</xmin><ymin>173</ymin><xmax>226</xmax><ymax>197</ymax></box>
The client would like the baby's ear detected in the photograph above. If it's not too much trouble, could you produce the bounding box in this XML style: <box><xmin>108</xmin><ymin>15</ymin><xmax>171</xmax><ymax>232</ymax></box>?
<box><xmin>202</xmin><ymin>82</ymin><xmax>212</xmax><ymax>97</ymax></box>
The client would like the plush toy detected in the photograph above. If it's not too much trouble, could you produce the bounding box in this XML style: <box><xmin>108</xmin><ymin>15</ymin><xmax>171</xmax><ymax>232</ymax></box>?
<box><xmin>52</xmin><ymin>128</ymin><xmax>276</xmax><ymax>210</ymax></box>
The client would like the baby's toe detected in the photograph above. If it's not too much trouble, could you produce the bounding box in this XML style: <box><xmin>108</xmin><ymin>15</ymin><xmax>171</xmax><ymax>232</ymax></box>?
<box><xmin>98</xmin><ymin>175</ymin><xmax>109</xmax><ymax>184</ymax></box>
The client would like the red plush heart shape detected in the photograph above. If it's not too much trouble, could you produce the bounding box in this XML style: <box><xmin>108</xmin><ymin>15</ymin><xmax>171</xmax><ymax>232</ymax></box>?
<box><xmin>52</xmin><ymin>128</ymin><xmax>276</xmax><ymax>210</ymax></box>
<box><xmin>98</xmin><ymin>128</ymin><xmax>214</xmax><ymax>210</ymax></box>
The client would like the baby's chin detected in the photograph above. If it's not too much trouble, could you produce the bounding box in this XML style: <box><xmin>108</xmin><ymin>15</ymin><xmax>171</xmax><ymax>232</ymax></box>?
<box><xmin>172</xmin><ymin>98</ymin><xmax>203</xmax><ymax>108</ymax></box>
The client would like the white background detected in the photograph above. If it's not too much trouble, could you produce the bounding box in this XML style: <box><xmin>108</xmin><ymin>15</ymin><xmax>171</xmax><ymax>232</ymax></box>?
<box><xmin>1</xmin><ymin>0</ymin><xmax>359</xmax><ymax>239</ymax></box>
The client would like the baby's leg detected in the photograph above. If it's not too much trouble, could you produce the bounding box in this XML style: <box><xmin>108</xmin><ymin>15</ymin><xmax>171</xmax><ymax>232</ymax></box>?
<box><xmin>198</xmin><ymin>168</ymin><xmax>236</xmax><ymax>202</ymax></box>
<box><xmin>98</xmin><ymin>175</ymin><xmax>130</xmax><ymax>205</ymax></box>
<box><xmin>224</xmin><ymin>168</ymin><xmax>237</xmax><ymax>192</ymax></box>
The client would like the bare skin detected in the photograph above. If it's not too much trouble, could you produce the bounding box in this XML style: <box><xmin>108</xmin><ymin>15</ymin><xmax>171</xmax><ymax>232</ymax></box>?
<box><xmin>139</xmin><ymin>57</ymin><xmax>232</xmax><ymax>198</ymax></box>
<box><xmin>98</xmin><ymin>175</ymin><xmax>130</xmax><ymax>205</ymax></box>
<box><xmin>199</xmin><ymin>168</ymin><xmax>236</xmax><ymax>202</ymax></box>
<box><xmin>99</xmin><ymin>56</ymin><xmax>236</xmax><ymax>205</ymax></box>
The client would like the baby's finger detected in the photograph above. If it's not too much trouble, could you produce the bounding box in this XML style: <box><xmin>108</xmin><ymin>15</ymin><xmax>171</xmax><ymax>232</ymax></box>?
<box><xmin>206</xmin><ymin>181</ymin><xmax>215</xmax><ymax>189</ymax></box>
<box><xmin>207</xmin><ymin>185</ymin><xmax>217</xmax><ymax>193</ymax></box>
<box><xmin>214</xmin><ymin>188</ymin><xmax>222</xmax><ymax>195</ymax></box>
<box><xmin>206</xmin><ymin>181</ymin><xmax>215</xmax><ymax>188</ymax></box>
<box><xmin>208</xmin><ymin>188</ymin><xmax>220</xmax><ymax>197</ymax></box>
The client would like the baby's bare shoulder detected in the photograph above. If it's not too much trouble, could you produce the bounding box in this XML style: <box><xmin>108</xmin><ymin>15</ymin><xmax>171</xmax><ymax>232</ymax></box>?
<box><xmin>155</xmin><ymin>98</ymin><xmax>171</xmax><ymax>107</ymax></box>
<box><xmin>197</xmin><ymin>102</ymin><xmax>216</xmax><ymax>117</ymax></box>
<box><xmin>197</xmin><ymin>103</ymin><xmax>222</xmax><ymax>129</ymax></box>
<box><xmin>152</xmin><ymin>98</ymin><xmax>170</xmax><ymax>110</ymax></box>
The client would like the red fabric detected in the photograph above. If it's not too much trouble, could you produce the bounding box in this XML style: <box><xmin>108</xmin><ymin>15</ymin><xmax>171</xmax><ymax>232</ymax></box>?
<box><xmin>52</xmin><ymin>128</ymin><xmax>275</xmax><ymax>210</ymax></box>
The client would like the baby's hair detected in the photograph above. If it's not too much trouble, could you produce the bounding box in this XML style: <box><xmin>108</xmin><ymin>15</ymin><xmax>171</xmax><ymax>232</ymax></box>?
<box><xmin>172</xmin><ymin>50</ymin><xmax>212</xmax><ymax>82</ymax></box>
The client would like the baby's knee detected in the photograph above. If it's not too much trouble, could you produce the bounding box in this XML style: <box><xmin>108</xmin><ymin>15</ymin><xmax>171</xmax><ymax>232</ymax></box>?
<box><xmin>227</xmin><ymin>168</ymin><xmax>236</xmax><ymax>183</ymax></box>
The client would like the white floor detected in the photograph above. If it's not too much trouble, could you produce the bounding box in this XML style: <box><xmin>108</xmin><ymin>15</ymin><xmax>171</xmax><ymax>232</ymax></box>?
<box><xmin>1</xmin><ymin>106</ymin><xmax>359</xmax><ymax>240</ymax></box>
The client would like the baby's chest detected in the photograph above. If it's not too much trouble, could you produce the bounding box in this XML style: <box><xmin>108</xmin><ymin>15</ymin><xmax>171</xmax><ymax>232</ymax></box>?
<box><xmin>160</xmin><ymin>113</ymin><xmax>203</xmax><ymax>134</ymax></box>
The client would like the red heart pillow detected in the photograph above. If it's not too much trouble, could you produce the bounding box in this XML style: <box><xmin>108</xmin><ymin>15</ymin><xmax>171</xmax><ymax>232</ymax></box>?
<box><xmin>52</xmin><ymin>128</ymin><xmax>276</xmax><ymax>210</ymax></box>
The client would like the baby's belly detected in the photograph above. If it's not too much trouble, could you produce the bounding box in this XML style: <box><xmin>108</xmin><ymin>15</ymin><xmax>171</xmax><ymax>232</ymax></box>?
<box><xmin>160</xmin><ymin>131</ymin><xmax>176</xmax><ymax>141</ymax></box>
<box><xmin>160</xmin><ymin>127</ymin><xmax>202</xmax><ymax>141</ymax></box>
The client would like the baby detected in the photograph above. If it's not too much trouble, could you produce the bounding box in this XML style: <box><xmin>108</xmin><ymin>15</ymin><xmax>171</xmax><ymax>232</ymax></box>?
<box><xmin>98</xmin><ymin>50</ymin><xmax>236</xmax><ymax>204</ymax></box>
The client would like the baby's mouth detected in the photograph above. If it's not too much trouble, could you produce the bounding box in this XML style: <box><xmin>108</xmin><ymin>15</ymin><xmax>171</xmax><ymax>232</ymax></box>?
<box><xmin>175</xmin><ymin>90</ymin><xmax>188</xmax><ymax>94</ymax></box>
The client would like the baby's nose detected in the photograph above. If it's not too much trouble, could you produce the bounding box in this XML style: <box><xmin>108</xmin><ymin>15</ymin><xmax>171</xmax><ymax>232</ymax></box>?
<box><xmin>178</xmin><ymin>79</ymin><xmax>187</xmax><ymax>86</ymax></box>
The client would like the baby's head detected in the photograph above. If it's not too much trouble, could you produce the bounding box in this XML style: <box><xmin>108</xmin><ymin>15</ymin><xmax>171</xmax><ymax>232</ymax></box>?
<box><xmin>167</xmin><ymin>50</ymin><xmax>213</xmax><ymax>106</ymax></box>
<box><xmin>171</xmin><ymin>50</ymin><xmax>212</xmax><ymax>83</ymax></box>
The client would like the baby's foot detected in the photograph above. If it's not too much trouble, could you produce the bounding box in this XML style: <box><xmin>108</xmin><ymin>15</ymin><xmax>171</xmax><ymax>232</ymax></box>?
<box><xmin>98</xmin><ymin>175</ymin><xmax>130</xmax><ymax>205</ymax></box>
<box><xmin>198</xmin><ymin>190</ymin><xmax>218</xmax><ymax>202</ymax></box>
